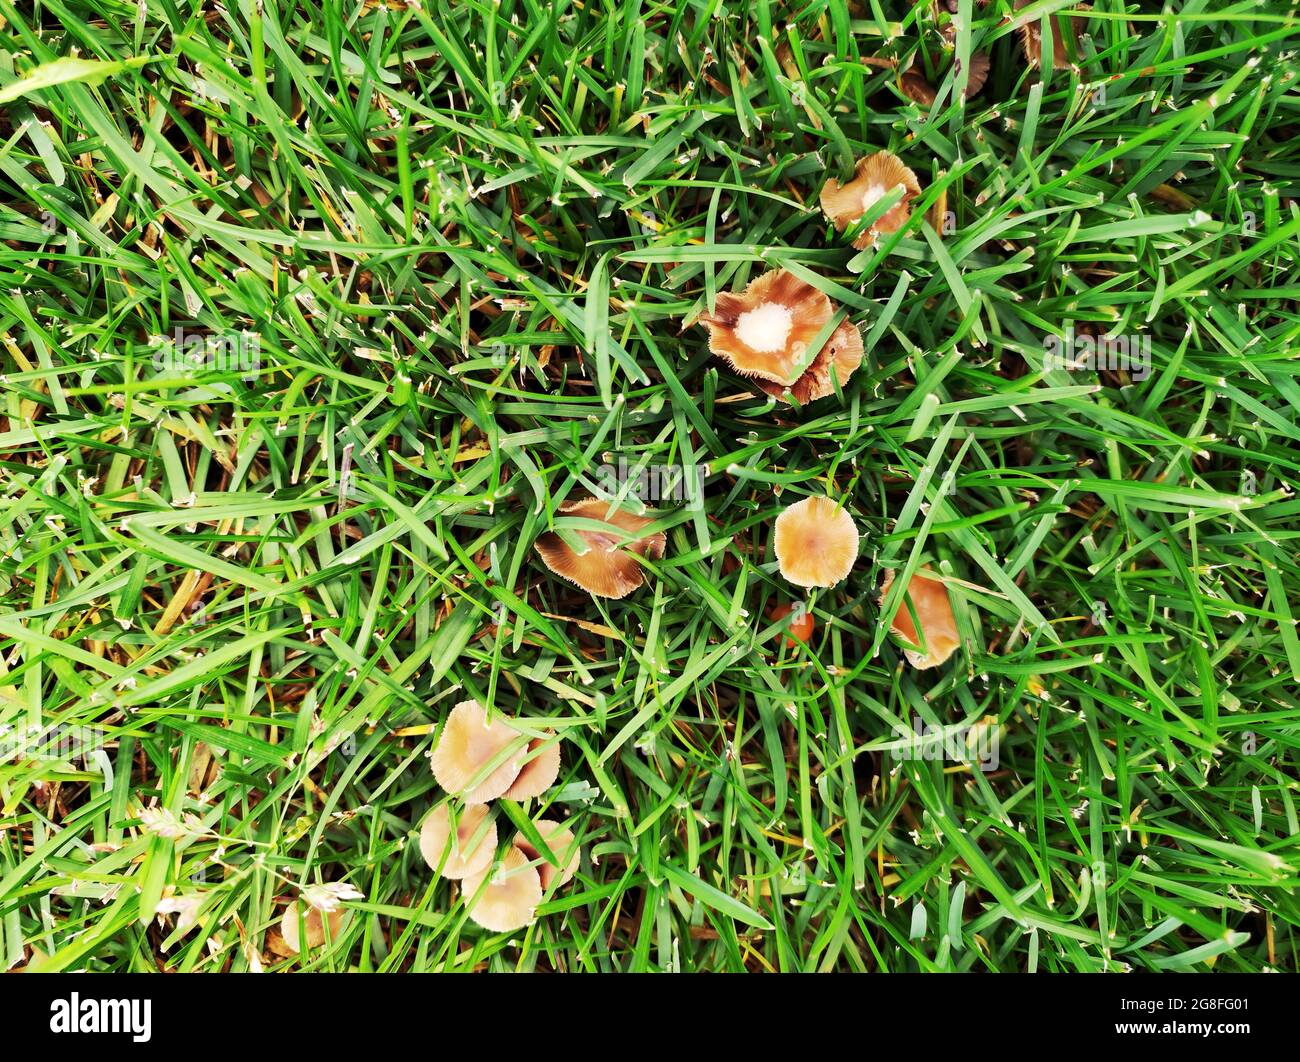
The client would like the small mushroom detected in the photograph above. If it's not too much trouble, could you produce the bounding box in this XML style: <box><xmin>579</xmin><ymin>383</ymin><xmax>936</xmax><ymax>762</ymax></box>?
<box><xmin>534</xmin><ymin>497</ymin><xmax>666</xmax><ymax>599</ymax></box>
<box><xmin>419</xmin><ymin>803</ymin><xmax>497</xmax><ymax>879</ymax></box>
<box><xmin>429</xmin><ymin>699</ymin><xmax>524</xmax><ymax>804</ymax></box>
<box><xmin>753</xmin><ymin>320</ymin><xmax>864</xmax><ymax>404</ymax></box>
<box><xmin>963</xmin><ymin>50</ymin><xmax>992</xmax><ymax>96</ymax></box>
<box><xmin>900</xmin><ymin>69</ymin><xmax>938</xmax><ymax>106</ymax></box>
<box><xmin>512</xmin><ymin>819</ymin><xmax>581</xmax><ymax>890</ymax></box>
<box><xmin>899</xmin><ymin>46</ymin><xmax>989</xmax><ymax>106</ymax></box>
<box><xmin>696</xmin><ymin>269</ymin><xmax>834</xmax><ymax>386</ymax></box>
<box><xmin>773</xmin><ymin>496</ymin><xmax>859</xmax><ymax>588</ymax></box>
<box><xmin>698</xmin><ymin>270</ymin><xmax>862</xmax><ymax>402</ymax></box>
<box><xmin>502</xmin><ymin>734</ymin><xmax>562</xmax><ymax>800</ymax></box>
<box><xmin>461</xmin><ymin>845</ymin><xmax>543</xmax><ymax>933</ymax></box>
<box><xmin>767</xmin><ymin>602</ymin><xmax>815</xmax><ymax>647</ymax></box>
<box><xmin>1016</xmin><ymin>0</ymin><xmax>1090</xmax><ymax>70</ymax></box>
<box><xmin>820</xmin><ymin>151</ymin><xmax>922</xmax><ymax>249</ymax></box>
<box><xmin>278</xmin><ymin>901</ymin><xmax>346</xmax><ymax>954</ymax></box>
<box><xmin>939</xmin><ymin>22</ymin><xmax>991</xmax><ymax>97</ymax></box>
<box><xmin>880</xmin><ymin>566</ymin><xmax>960</xmax><ymax>669</ymax></box>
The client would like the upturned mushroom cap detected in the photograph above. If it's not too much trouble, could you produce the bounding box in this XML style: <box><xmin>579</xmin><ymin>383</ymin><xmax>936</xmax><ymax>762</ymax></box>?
<box><xmin>900</xmin><ymin>69</ymin><xmax>938</xmax><ymax>106</ymax></box>
<box><xmin>900</xmin><ymin>49</ymin><xmax>989</xmax><ymax>106</ymax></box>
<box><xmin>279</xmin><ymin>901</ymin><xmax>346</xmax><ymax>954</ymax></box>
<box><xmin>696</xmin><ymin>269</ymin><xmax>834</xmax><ymax>385</ymax></box>
<box><xmin>419</xmin><ymin>802</ymin><xmax>497</xmax><ymax>880</ymax></box>
<box><xmin>1016</xmin><ymin>0</ymin><xmax>1089</xmax><ymax>70</ymax></box>
<box><xmin>754</xmin><ymin>320</ymin><xmax>864</xmax><ymax>404</ymax></box>
<box><xmin>936</xmin><ymin>23</ymin><xmax>991</xmax><ymax>98</ymax></box>
<box><xmin>880</xmin><ymin>566</ymin><xmax>960</xmax><ymax>669</ymax></box>
<box><xmin>534</xmin><ymin>498</ymin><xmax>666</xmax><ymax>599</ymax></box>
<box><xmin>773</xmin><ymin>496</ymin><xmax>859</xmax><ymax>588</ymax></box>
<box><xmin>965</xmin><ymin>51</ymin><xmax>992</xmax><ymax>96</ymax></box>
<box><xmin>430</xmin><ymin>699</ymin><xmax>524</xmax><ymax>804</ymax></box>
<box><xmin>512</xmin><ymin>819</ymin><xmax>581</xmax><ymax>890</ymax></box>
<box><xmin>820</xmin><ymin>151</ymin><xmax>922</xmax><ymax>249</ymax></box>
<box><xmin>462</xmin><ymin>844</ymin><xmax>543</xmax><ymax>933</ymax></box>
<box><xmin>502</xmin><ymin>734</ymin><xmax>562</xmax><ymax>800</ymax></box>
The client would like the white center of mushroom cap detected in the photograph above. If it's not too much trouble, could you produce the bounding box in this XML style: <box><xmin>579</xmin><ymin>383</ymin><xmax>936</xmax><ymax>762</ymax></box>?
<box><xmin>735</xmin><ymin>302</ymin><xmax>794</xmax><ymax>353</ymax></box>
<box><xmin>860</xmin><ymin>182</ymin><xmax>888</xmax><ymax>213</ymax></box>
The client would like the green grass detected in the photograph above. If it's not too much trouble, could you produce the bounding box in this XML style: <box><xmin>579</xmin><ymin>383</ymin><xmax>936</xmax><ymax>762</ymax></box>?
<box><xmin>2</xmin><ymin>0</ymin><xmax>1300</xmax><ymax>973</ymax></box>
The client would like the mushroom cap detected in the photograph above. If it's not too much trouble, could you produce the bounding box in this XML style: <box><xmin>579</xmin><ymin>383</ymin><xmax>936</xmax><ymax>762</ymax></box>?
<box><xmin>820</xmin><ymin>151</ymin><xmax>922</xmax><ymax>249</ymax></box>
<box><xmin>755</xmin><ymin>320</ymin><xmax>863</xmax><ymax>404</ymax></box>
<box><xmin>768</xmin><ymin>602</ymin><xmax>815</xmax><ymax>647</ymax></box>
<box><xmin>502</xmin><ymin>734</ymin><xmax>562</xmax><ymax>800</ymax></box>
<box><xmin>512</xmin><ymin>819</ymin><xmax>581</xmax><ymax>890</ymax></box>
<box><xmin>935</xmin><ymin>22</ymin><xmax>991</xmax><ymax>99</ymax></box>
<box><xmin>1016</xmin><ymin>0</ymin><xmax>1089</xmax><ymax>70</ymax></box>
<box><xmin>430</xmin><ymin>699</ymin><xmax>524</xmax><ymax>804</ymax></box>
<box><xmin>965</xmin><ymin>51</ymin><xmax>992</xmax><ymax>97</ymax></box>
<box><xmin>419</xmin><ymin>802</ymin><xmax>498</xmax><ymax>880</ymax></box>
<box><xmin>900</xmin><ymin>69</ymin><xmax>937</xmax><ymax>106</ymax></box>
<box><xmin>279</xmin><ymin>901</ymin><xmax>346</xmax><ymax>954</ymax></box>
<box><xmin>534</xmin><ymin>498</ymin><xmax>666</xmax><ymax>599</ymax></box>
<box><xmin>880</xmin><ymin>566</ymin><xmax>960</xmax><ymax>669</ymax></box>
<box><xmin>697</xmin><ymin>269</ymin><xmax>833</xmax><ymax>385</ymax></box>
<box><xmin>900</xmin><ymin>48</ymin><xmax>989</xmax><ymax>107</ymax></box>
<box><xmin>462</xmin><ymin>844</ymin><xmax>544</xmax><ymax>933</ymax></box>
<box><xmin>774</xmin><ymin>496</ymin><xmax>859</xmax><ymax>588</ymax></box>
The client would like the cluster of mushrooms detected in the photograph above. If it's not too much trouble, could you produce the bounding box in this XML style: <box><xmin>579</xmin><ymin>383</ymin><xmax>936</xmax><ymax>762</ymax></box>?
<box><xmin>275</xmin><ymin>3</ymin><xmax>1094</xmax><ymax>954</ymax></box>
<box><xmin>890</xmin><ymin>1</ymin><xmax>1089</xmax><ymax>107</ymax></box>
<box><xmin>274</xmin><ymin>699</ymin><xmax>574</xmax><ymax>952</ymax></box>
<box><xmin>535</xmin><ymin>477</ymin><xmax>957</xmax><ymax>670</ymax></box>
<box><xmin>532</xmin><ymin>140</ymin><xmax>961</xmax><ymax>668</ymax></box>
<box><xmin>419</xmin><ymin>699</ymin><xmax>578</xmax><ymax>933</ymax></box>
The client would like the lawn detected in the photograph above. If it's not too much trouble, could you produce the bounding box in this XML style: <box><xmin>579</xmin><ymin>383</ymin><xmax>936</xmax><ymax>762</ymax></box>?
<box><xmin>1</xmin><ymin>0</ymin><xmax>1299</xmax><ymax>974</ymax></box>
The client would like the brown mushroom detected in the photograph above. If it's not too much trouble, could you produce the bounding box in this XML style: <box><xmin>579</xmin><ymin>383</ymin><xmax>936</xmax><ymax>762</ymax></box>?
<box><xmin>900</xmin><ymin>69</ymin><xmax>938</xmax><ymax>106</ymax></box>
<box><xmin>880</xmin><ymin>566</ymin><xmax>960</xmax><ymax>669</ymax></box>
<box><xmin>512</xmin><ymin>819</ymin><xmax>581</xmax><ymax>890</ymax></box>
<box><xmin>696</xmin><ymin>269</ymin><xmax>834</xmax><ymax>385</ymax></box>
<box><xmin>278</xmin><ymin>901</ymin><xmax>346</xmax><ymax>954</ymax></box>
<box><xmin>502</xmin><ymin>734</ymin><xmax>562</xmax><ymax>800</ymax></box>
<box><xmin>419</xmin><ymin>803</ymin><xmax>497</xmax><ymax>879</ymax></box>
<box><xmin>820</xmin><ymin>151</ymin><xmax>922</xmax><ymax>249</ymax></box>
<box><xmin>429</xmin><ymin>699</ymin><xmax>525</xmax><ymax>804</ymax></box>
<box><xmin>1016</xmin><ymin>0</ymin><xmax>1090</xmax><ymax>70</ymax></box>
<box><xmin>964</xmin><ymin>50</ymin><xmax>992</xmax><ymax>96</ymax></box>
<box><xmin>900</xmin><ymin>48</ymin><xmax>989</xmax><ymax>106</ymax></box>
<box><xmin>773</xmin><ymin>496</ymin><xmax>859</xmax><ymax>588</ymax></box>
<box><xmin>461</xmin><ymin>845</ymin><xmax>543</xmax><ymax>933</ymax></box>
<box><xmin>534</xmin><ymin>497</ymin><xmax>666</xmax><ymax>599</ymax></box>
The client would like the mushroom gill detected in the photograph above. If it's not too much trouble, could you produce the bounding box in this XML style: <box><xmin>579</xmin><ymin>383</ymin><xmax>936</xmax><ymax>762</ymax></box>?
<box><xmin>880</xmin><ymin>566</ymin><xmax>960</xmax><ymax>670</ymax></box>
<box><xmin>419</xmin><ymin>802</ymin><xmax>497</xmax><ymax>880</ymax></box>
<box><xmin>962</xmin><ymin>50</ymin><xmax>992</xmax><ymax>96</ymax></box>
<box><xmin>773</xmin><ymin>496</ymin><xmax>859</xmax><ymax>589</ymax></box>
<box><xmin>278</xmin><ymin>902</ymin><xmax>345</xmax><ymax>954</ymax></box>
<box><xmin>512</xmin><ymin>819</ymin><xmax>581</xmax><ymax>890</ymax></box>
<box><xmin>900</xmin><ymin>48</ymin><xmax>990</xmax><ymax>106</ymax></box>
<box><xmin>501</xmin><ymin>733</ymin><xmax>562</xmax><ymax>800</ymax></box>
<box><xmin>900</xmin><ymin>69</ymin><xmax>938</xmax><ymax>106</ymax></box>
<box><xmin>429</xmin><ymin>699</ymin><xmax>525</xmax><ymax>804</ymax></box>
<box><xmin>820</xmin><ymin>151</ymin><xmax>922</xmax><ymax>249</ymax></box>
<box><xmin>1016</xmin><ymin>0</ymin><xmax>1090</xmax><ymax>70</ymax></box>
<box><xmin>461</xmin><ymin>845</ymin><xmax>543</xmax><ymax>933</ymax></box>
<box><xmin>534</xmin><ymin>497</ymin><xmax>666</xmax><ymax>599</ymax></box>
